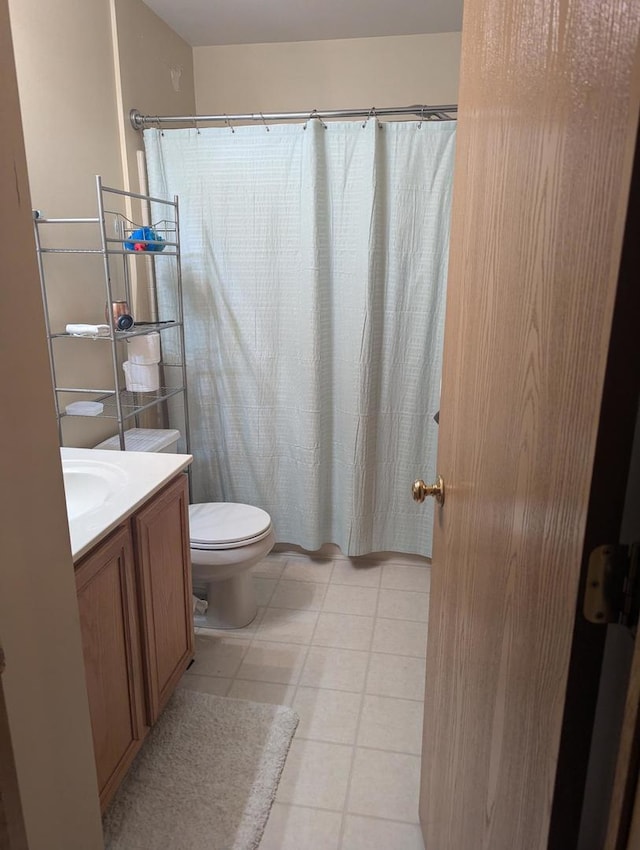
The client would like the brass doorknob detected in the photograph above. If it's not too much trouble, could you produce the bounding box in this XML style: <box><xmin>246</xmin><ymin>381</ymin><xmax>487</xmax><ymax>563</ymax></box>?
<box><xmin>412</xmin><ymin>474</ymin><xmax>445</xmax><ymax>506</ymax></box>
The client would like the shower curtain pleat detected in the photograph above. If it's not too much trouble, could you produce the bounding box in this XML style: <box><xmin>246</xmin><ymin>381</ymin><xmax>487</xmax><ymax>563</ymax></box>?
<box><xmin>144</xmin><ymin>120</ymin><xmax>455</xmax><ymax>556</ymax></box>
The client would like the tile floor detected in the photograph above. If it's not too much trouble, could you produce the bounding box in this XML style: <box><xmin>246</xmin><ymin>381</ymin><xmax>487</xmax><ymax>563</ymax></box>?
<box><xmin>179</xmin><ymin>547</ymin><xmax>431</xmax><ymax>850</ymax></box>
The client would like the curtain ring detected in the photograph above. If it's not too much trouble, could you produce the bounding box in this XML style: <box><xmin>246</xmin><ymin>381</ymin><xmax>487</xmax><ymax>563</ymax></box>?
<box><xmin>193</xmin><ymin>117</ymin><xmax>200</xmax><ymax>135</ymax></box>
<box><xmin>362</xmin><ymin>107</ymin><xmax>373</xmax><ymax>129</ymax></box>
<box><xmin>304</xmin><ymin>109</ymin><xmax>327</xmax><ymax>130</ymax></box>
<box><xmin>418</xmin><ymin>106</ymin><xmax>426</xmax><ymax>129</ymax></box>
<box><xmin>259</xmin><ymin>112</ymin><xmax>270</xmax><ymax>132</ymax></box>
<box><xmin>224</xmin><ymin>114</ymin><xmax>235</xmax><ymax>134</ymax></box>
<box><xmin>362</xmin><ymin>107</ymin><xmax>381</xmax><ymax>129</ymax></box>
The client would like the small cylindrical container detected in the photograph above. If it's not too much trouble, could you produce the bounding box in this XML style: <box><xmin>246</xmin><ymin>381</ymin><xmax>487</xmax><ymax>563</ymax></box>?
<box><xmin>108</xmin><ymin>300</ymin><xmax>135</xmax><ymax>330</ymax></box>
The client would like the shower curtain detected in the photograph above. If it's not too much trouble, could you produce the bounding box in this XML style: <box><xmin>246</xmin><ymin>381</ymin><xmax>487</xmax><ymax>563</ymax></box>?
<box><xmin>144</xmin><ymin>119</ymin><xmax>455</xmax><ymax>556</ymax></box>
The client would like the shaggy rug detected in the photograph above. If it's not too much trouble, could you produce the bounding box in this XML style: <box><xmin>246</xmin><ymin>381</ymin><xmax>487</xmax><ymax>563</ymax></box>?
<box><xmin>103</xmin><ymin>688</ymin><xmax>298</xmax><ymax>850</ymax></box>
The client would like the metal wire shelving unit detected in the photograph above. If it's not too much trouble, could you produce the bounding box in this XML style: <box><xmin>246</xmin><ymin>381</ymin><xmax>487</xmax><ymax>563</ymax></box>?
<box><xmin>33</xmin><ymin>175</ymin><xmax>191</xmax><ymax>456</ymax></box>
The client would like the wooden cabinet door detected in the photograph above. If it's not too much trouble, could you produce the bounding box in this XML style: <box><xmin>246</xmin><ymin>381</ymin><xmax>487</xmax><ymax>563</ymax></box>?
<box><xmin>133</xmin><ymin>474</ymin><xmax>194</xmax><ymax>724</ymax></box>
<box><xmin>75</xmin><ymin>524</ymin><xmax>146</xmax><ymax>811</ymax></box>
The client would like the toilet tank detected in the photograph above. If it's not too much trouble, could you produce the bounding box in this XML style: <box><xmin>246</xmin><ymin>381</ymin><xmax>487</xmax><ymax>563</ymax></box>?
<box><xmin>94</xmin><ymin>428</ymin><xmax>181</xmax><ymax>453</ymax></box>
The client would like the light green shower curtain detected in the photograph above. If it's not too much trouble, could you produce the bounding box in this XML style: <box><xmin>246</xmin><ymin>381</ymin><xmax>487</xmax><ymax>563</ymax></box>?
<box><xmin>145</xmin><ymin>119</ymin><xmax>455</xmax><ymax>556</ymax></box>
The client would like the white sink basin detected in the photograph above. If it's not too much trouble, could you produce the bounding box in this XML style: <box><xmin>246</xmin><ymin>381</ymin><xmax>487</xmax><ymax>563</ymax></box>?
<box><xmin>62</xmin><ymin>459</ymin><xmax>128</xmax><ymax>521</ymax></box>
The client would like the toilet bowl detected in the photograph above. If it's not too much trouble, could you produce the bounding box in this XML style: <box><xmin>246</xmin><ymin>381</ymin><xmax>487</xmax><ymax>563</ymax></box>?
<box><xmin>189</xmin><ymin>502</ymin><xmax>275</xmax><ymax>629</ymax></box>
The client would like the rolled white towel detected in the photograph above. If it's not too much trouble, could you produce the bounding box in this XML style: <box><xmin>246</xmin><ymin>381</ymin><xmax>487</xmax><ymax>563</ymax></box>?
<box><xmin>66</xmin><ymin>323</ymin><xmax>111</xmax><ymax>337</ymax></box>
<box><xmin>122</xmin><ymin>361</ymin><xmax>160</xmax><ymax>392</ymax></box>
<box><xmin>127</xmin><ymin>331</ymin><xmax>161</xmax><ymax>363</ymax></box>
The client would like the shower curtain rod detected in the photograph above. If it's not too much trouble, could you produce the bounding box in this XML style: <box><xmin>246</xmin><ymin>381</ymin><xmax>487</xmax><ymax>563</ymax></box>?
<box><xmin>129</xmin><ymin>104</ymin><xmax>457</xmax><ymax>130</ymax></box>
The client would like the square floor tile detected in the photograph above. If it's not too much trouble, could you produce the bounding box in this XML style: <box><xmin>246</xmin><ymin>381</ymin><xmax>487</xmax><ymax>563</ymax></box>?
<box><xmin>254</xmin><ymin>578</ymin><xmax>278</xmax><ymax>606</ymax></box>
<box><xmin>252</xmin><ymin>559</ymin><xmax>286</xmax><ymax>579</ymax></box>
<box><xmin>259</xmin><ymin>804</ymin><xmax>342</xmax><ymax>850</ymax></box>
<box><xmin>312</xmin><ymin>612</ymin><xmax>374</xmax><ymax>651</ymax></box>
<box><xmin>256</xmin><ymin>608</ymin><xmax>318</xmax><ymax>644</ymax></box>
<box><xmin>276</xmin><ymin>739</ymin><xmax>352</xmax><ymax>810</ymax></box>
<box><xmin>292</xmin><ymin>687</ymin><xmax>362</xmax><ymax>744</ymax></box>
<box><xmin>270</xmin><ymin>580</ymin><xmax>328</xmax><ymax>611</ymax></box>
<box><xmin>371</xmin><ymin>618</ymin><xmax>427</xmax><ymax>658</ymax></box>
<box><xmin>366</xmin><ymin>653</ymin><xmax>426</xmax><ymax>701</ymax></box>
<box><xmin>177</xmin><ymin>674</ymin><xmax>231</xmax><ymax>696</ymax></box>
<box><xmin>357</xmin><ymin>695</ymin><xmax>423</xmax><ymax>754</ymax></box>
<box><xmin>282</xmin><ymin>558</ymin><xmax>334</xmax><ymax>583</ymax></box>
<box><xmin>322</xmin><ymin>584</ymin><xmax>378</xmax><ymax>617</ymax></box>
<box><xmin>341</xmin><ymin>815</ymin><xmax>424</xmax><ymax>850</ymax></box>
<box><xmin>236</xmin><ymin>641</ymin><xmax>308</xmax><ymax>684</ymax></box>
<box><xmin>381</xmin><ymin>564</ymin><xmax>431</xmax><ymax>593</ymax></box>
<box><xmin>377</xmin><ymin>589</ymin><xmax>429</xmax><ymax>622</ymax></box>
<box><xmin>330</xmin><ymin>560</ymin><xmax>382</xmax><ymax>587</ymax></box>
<box><xmin>228</xmin><ymin>679</ymin><xmax>296</xmax><ymax>705</ymax></box>
<box><xmin>347</xmin><ymin>748</ymin><xmax>421</xmax><ymax>822</ymax></box>
<box><xmin>188</xmin><ymin>635</ymin><xmax>250</xmax><ymax>677</ymax></box>
<box><xmin>300</xmin><ymin>647</ymin><xmax>369</xmax><ymax>692</ymax></box>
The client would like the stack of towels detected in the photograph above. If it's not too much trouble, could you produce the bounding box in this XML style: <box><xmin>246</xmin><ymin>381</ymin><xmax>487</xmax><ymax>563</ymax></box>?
<box><xmin>123</xmin><ymin>333</ymin><xmax>161</xmax><ymax>392</ymax></box>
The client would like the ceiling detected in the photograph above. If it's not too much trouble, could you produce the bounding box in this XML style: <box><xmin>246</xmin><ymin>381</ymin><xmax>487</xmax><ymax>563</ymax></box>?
<box><xmin>142</xmin><ymin>0</ymin><xmax>464</xmax><ymax>48</ymax></box>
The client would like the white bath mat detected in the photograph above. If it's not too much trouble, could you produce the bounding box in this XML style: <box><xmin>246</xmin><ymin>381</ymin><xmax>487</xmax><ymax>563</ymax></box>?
<box><xmin>103</xmin><ymin>688</ymin><xmax>298</xmax><ymax>850</ymax></box>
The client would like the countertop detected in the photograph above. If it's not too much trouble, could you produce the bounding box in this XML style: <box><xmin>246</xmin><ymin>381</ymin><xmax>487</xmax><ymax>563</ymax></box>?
<box><xmin>61</xmin><ymin>447</ymin><xmax>192</xmax><ymax>562</ymax></box>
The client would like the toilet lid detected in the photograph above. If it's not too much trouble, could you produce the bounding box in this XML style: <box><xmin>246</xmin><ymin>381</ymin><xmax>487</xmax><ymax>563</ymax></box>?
<box><xmin>189</xmin><ymin>502</ymin><xmax>272</xmax><ymax>548</ymax></box>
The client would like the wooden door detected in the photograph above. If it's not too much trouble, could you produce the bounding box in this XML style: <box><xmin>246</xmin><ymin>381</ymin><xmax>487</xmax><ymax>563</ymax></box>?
<box><xmin>76</xmin><ymin>524</ymin><xmax>146</xmax><ymax>811</ymax></box>
<box><xmin>133</xmin><ymin>474</ymin><xmax>194</xmax><ymax>724</ymax></box>
<box><xmin>419</xmin><ymin>1</ymin><xmax>640</xmax><ymax>848</ymax></box>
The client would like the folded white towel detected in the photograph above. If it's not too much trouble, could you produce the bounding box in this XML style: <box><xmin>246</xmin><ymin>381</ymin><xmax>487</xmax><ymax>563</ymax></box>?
<box><xmin>66</xmin><ymin>323</ymin><xmax>111</xmax><ymax>337</ymax></box>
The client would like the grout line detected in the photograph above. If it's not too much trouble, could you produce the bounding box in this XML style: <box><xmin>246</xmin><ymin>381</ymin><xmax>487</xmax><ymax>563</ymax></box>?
<box><xmin>222</xmin><ymin>676</ymin><xmax>426</xmax><ymax>703</ymax></box>
<box><xmin>287</xmin><ymin>561</ymin><xmax>338</xmax><ymax>707</ymax></box>
<box><xmin>271</xmin><ymin>800</ymin><xmax>421</xmax><ymax>827</ymax></box>
<box><xmin>335</xmin><ymin>556</ymin><xmax>383</xmax><ymax>850</ymax></box>
<box><xmin>193</xmin><ymin>629</ymin><xmax>427</xmax><ymax>663</ymax></box>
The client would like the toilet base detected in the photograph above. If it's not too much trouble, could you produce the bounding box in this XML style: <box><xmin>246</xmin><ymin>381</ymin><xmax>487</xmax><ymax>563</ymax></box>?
<box><xmin>197</xmin><ymin>570</ymin><xmax>258</xmax><ymax>629</ymax></box>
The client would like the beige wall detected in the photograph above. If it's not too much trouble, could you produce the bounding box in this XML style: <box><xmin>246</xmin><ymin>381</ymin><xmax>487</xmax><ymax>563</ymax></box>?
<box><xmin>194</xmin><ymin>32</ymin><xmax>461</xmax><ymax>115</ymax></box>
<box><xmin>0</xmin><ymin>1</ymin><xmax>104</xmax><ymax>846</ymax></box>
<box><xmin>113</xmin><ymin>0</ymin><xmax>195</xmax><ymax>198</ymax></box>
<box><xmin>8</xmin><ymin>0</ymin><xmax>195</xmax><ymax>448</ymax></box>
<box><xmin>2</xmin><ymin>1</ymin><xmax>193</xmax><ymax>845</ymax></box>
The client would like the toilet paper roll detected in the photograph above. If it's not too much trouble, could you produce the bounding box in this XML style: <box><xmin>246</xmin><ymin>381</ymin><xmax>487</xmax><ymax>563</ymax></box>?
<box><xmin>122</xmin><ymin>361</ymin><xmax>160</xmax><ymax>392</ymax></box>
<box><xmin>126</xmin><ymin>332</ymin><xmax>161</xmax><ymax>364</ymax></box>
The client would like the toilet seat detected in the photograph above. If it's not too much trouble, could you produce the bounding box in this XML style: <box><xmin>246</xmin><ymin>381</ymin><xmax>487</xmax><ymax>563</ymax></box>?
<box><xmin>189</xmin><ymin>502</ymin><xmax>273</xmax><ymax>550</ymax></box>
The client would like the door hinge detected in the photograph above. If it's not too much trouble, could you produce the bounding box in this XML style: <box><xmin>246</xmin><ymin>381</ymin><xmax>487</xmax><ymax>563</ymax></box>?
<box><xmin>584</xmin><ymin>543</ymin><xmax>640</xmax><ymax>628</ymax></box>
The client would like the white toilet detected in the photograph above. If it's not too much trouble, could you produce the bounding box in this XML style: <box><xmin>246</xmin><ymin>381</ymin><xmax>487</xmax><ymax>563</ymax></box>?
<box><xmin>189</xmin><ymin>502</ymin><xmax>275</xmax><ymax>628</ymax></box>
<box><xmin>94</xmin><ymin>428</ymin><xmax>275</xmax><ymax>629</ymax></box>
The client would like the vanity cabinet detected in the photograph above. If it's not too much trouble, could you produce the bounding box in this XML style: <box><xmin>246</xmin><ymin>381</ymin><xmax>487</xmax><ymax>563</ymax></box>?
<box><xmin>75</xmin><ymin>524</ymin><xmax>146</xmax><ymax>810</ymax></box>
<box><xmin>75</xmin><ymin>473</ymin><xmax>193</xmax><ymax>811</ymax></box>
